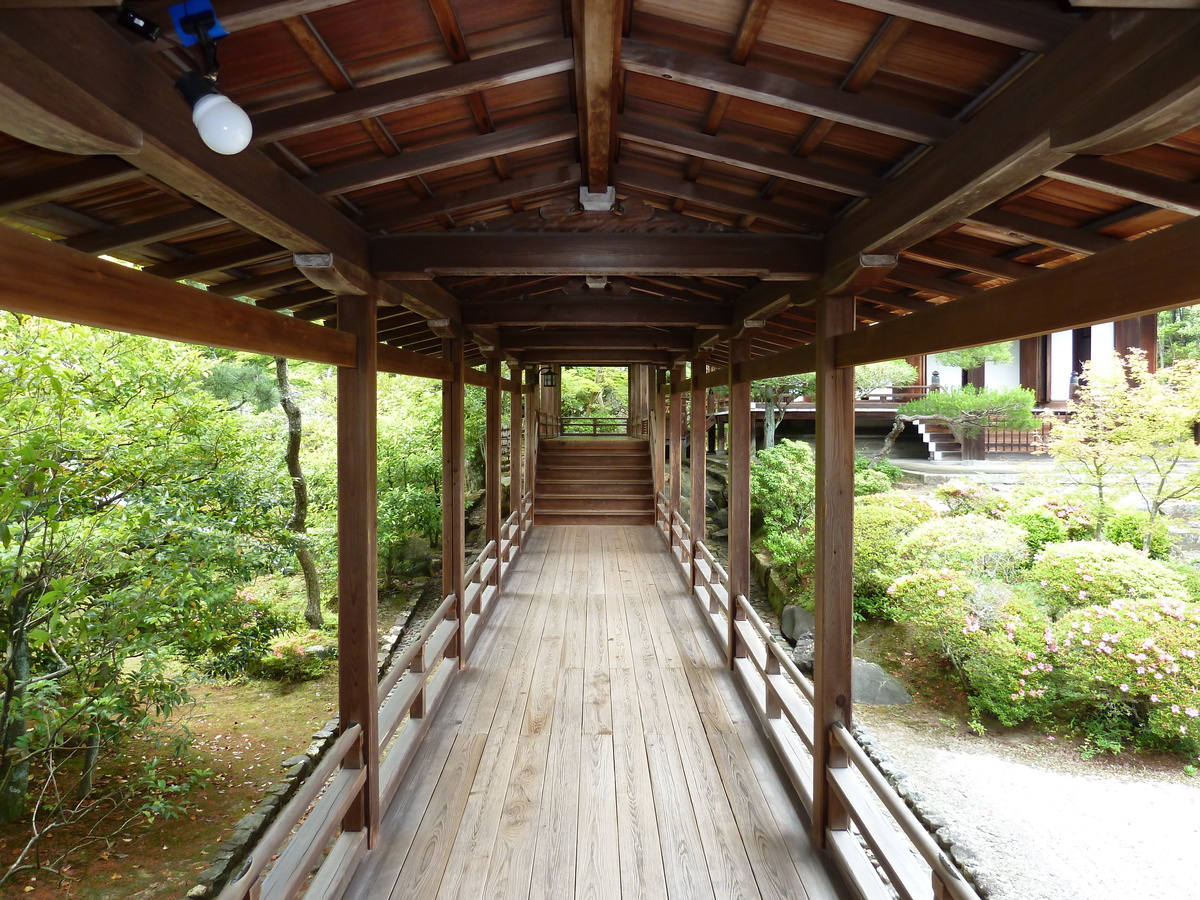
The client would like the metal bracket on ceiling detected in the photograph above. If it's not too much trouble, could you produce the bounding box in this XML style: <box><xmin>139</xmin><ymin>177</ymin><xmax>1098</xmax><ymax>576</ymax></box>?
<box><xmin>578</xmin><ymin>185</ymin><xmax>617</xmax><ymax>212</ymax></box>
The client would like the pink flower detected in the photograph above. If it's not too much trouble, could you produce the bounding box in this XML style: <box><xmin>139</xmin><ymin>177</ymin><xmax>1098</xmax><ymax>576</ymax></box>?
<box><xmin>1151</xmin><ymin>694</ymin><xmax>1160</xmax><ymax>703</ymax></box>
<box><xmin>1172</xmin><ymin>704</ymin><xmax>1182</xmax><ymax>714</ymax></box>
<box><xmin>1119</xmin><ymin>684</ymin><xmax>1130</xmax><ymax>692</ymax></box>
<box><xmin>1187</xmin><ymin>708</ymin><xmax>1199</xmax><ymax>718</ymax></box>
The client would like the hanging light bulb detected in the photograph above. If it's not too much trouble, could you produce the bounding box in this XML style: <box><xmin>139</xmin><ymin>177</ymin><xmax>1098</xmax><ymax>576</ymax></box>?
<box><xmin>176</xmin><ymin>71</ymin><xmax>253</xmax><ymax>155</ymax></box>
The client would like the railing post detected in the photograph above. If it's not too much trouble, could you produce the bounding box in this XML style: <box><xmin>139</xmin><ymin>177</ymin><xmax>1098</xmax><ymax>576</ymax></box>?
<box><xmin>727</xmin><ymin>338</ymin><xmax>751</xmax><ymax>668</ymax></box>
<box><xmin>508</xmin><ymin>362</ymin><xmax>523</xmax><ymax>550</ymax></box>
<box><xmin>440</xmin><ymin>330</ymin><xmax>466</xmax><ymax>669</ymax></box>
<box><xmin>485</xmin><ymin>358</ymin><xmax>502</xmax><ymax>597</ymax></box>
<box><xmin>668</xmin><ymin>364</ymin><xmax>684</xmax><ymax>550</ymax></box>
<box><xmin>525</xmin><ymin>366</ymin><xmax>537</xmax><ymax>519</ymax></box>
<box><xmin>336</xmin><ymin>295</ymin><xmax>380</xmax><ymax>844</ymax></box>
<box><xmin>813</xmin><ymin>294</ymin><xmax>855</xmax><ymax>845</ymax></box>
<box><xmin>690</xmin><ymin>356</ymin><xmax>708</xmax><ymax>591</ymax></box>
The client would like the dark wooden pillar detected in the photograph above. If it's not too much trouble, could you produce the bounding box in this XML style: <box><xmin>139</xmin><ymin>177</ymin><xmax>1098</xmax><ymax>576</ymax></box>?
<box><xmin>653</xmin><ymin>368</ymin><xmax>667</xmax><ymax>504</ymax></box>
<box><xmin>1020</xmin><ymin>336</ymin><xmax>1047</xmax><ymax>404</ymax></box>
<box><xmin>508</xmin><ymin>362</ymin><xmax>523</xmax><ymax>531</ymax></box>
<box><xmin>690</xmin><ymin>357</ymin><xmax>708</xmax><ymax>583</ymax></box>
<box><xmin>442</xmin><ymin>334</ymin><xmax>465</xmax><ymax>666</ymax></box>
<box><xmin>668</xmin><ymin>364</ymin><xmax>684</xmax><ymax>545</ymax></box>
<box><xmin>525</xmin><ymin>366</ymin><xmax>537</xmax><ymax>511</ymax></box>
<box><xmin>727</xmin><ymin>338</ymin><xmax>751</xmax><ymax>668</ymax></box>
<box><xmin>336</xmin><ymin>295</ymin><xmax>379</xmax><ymax>842</ymax></box>
<box><xmin>485</xmin><ymin>358</ymin><xmax>502</xmax><ymax>593</ymax></box>
<box><xmin>1115</xmin><ymin>314</ymin><xmax>1159</xmax><ymax>372</ymax></box>
<box><xmin>812</xmin><ymin>295</ymin><xmax>855</xmax><ymax>846</ymax></box>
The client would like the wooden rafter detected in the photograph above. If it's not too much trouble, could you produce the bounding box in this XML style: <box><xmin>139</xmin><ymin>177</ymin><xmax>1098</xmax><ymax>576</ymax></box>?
<box><xmin>834</xmin><ymin>0</ymin><xmax>1079</xmax><ymax>52</ymax></box>
<box><xmin>572</xmin><ymin>0</ymin><xmax>622</xmax><ymax>192</ymax></box>
<box><xmin>462</xmin><ymin>298</ymin><xmax>730</xmax><ymax>328</ymax></box>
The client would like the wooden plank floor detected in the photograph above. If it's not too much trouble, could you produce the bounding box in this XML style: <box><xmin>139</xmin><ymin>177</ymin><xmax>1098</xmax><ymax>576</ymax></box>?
<box><xmin>344</xmin><ymin>525</ymin><xmax>852</xmax><ymax>900</ymax></box>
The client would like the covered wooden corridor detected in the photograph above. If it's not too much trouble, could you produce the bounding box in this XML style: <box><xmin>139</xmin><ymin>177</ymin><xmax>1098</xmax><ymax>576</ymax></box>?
<box><xmin>343</xmin><ymin>524</ymin><xmax>847</xmax><ymax>900</ymax></box>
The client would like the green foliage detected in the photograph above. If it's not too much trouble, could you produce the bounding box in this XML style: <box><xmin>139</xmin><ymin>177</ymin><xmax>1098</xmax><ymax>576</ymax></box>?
<box><xmin>762</xmin><ymin>528</ymin><xmax>816</xmax><ymax>593</ymax></box>
<box><xmin>247</xmin><ymin>631</ymin><xmax>337</xmax><ymax>682</ymax></box>
<box><xmin>1158</xmin><ymin>306</ymin><xmax>1200</xmax><ymax>367</ymax></box>
<box><xmin>750</xmin><ymin>440</ymin><xmax>816</xmax><ymax>532</ymax></box>
<box><xmin>934</xmin><ymin>479</ymin><xmax>1010</xmax><ymax>518</ymax></box>
<box><xmin>1006</xmin><ymin>509</ymin><xmax>1067</xmax><ymax>555</ymax></box>
<box><xmin>934</xmin><ymin>342</ymin><xmax>1015</xmax><ymax>370</ymax></box>
<box><xmin>1026</xmin><ymin>541</ymin><xmax>1190</xmax><ymax>619</ymax></box>
<box><xmin>886</xmin><ymin>570</ymin><xmax>1052</xmax><ymax>725</ymax></box>
<box><xmin>853</xmin><ymin>503</ymin><xmax>918</xmax><ymax>618</ymax></box>
<box><xmin>897</xmin><ymin>515</ymin><xmax>1030</xmax><ymax>580</ymax></box>
<box><xmin>855</xmin><ymin>360</ymin><xmax>919</xmax><ymax>398</ymax></box>
<box><xmin>1105</xmin><ymin>511</ymin><xmax>1172</xmax><ymax>560</ymax></box>
<box><xmin>1054</xmin><ymin>597</ymin><xmax>1200</xmax><ymax>757</ymax></box>
<box><xmin>899</xmin><ymin>384</ymin><xmax>1037</xmax><ymax>441</ymax></box>
<box><xmin>855</xmin><ymin>491</ymin><xmax>939</xmax><ymax>523</ymax></box>
<box><xmin>559</xmin><ymin>366</ymin><xmax>629</xmax><ymax>419</ymax></box>
<box><xmin>855</xmin><ymin>455</ymin><xmax>902</xmax><ymax>493</ymax></box>
<box><xmin>200</xmin><ymin>587</ymin><xmax>302</xmax><ymax>677</ymax></box>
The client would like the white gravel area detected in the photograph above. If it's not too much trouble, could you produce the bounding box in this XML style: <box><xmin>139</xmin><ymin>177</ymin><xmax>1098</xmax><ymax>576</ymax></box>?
<box><xmin>856</xmin><ymin>709</ymin><xmax>1200</xmax><ymax>900</ymax></box>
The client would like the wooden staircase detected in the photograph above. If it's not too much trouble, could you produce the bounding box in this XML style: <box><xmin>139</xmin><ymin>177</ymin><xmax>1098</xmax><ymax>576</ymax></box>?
<box><xmin>535</xmin><ymin>436</ymin><xmax>654</xmax><ymax>525</ymax></box>
<box><xmin>914</xmin><ymin>419</ymin><xmax>962</xmax><ymax>460</ymax></box>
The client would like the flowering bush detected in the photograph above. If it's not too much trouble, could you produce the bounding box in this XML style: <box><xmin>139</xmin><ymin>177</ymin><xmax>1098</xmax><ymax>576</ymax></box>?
<box><xmin>897</xmin><ymin>514</ymin><xmax>1030</xmax><ymax>580</ymax></box>
<box><xmin>1053</xmin><ymin>598</ymin><xmax>1200</xmax><ymax>756</ymax></box>
<box><xmin>856</xmin><ymin>491</ymin><xmax>940</xmax><ymax>524</ymax></box>
<box><xmin>1026</xmin><ymin>541</ymin><xmax>1190</xmax><ymax>619</ymax></box>
<box><xmin>249</xmin><ymin>630</ymin><xmax>337</xmax><ymax>682</ymax></box>
<box><xmin>1105</xmin><ymin>511</ymin><xmax>1172</xmax><ymax>560</ymax></box>
<box><xmin>1036</xmin><ymin>497</ymin><xmax>1096</xmax><ymax>541</ymax></box>
<box><xmin>887</xmin><ymin>570</ymin><xmax>1053</xmax><ymax>724</ymax></box>
<box><xmin>853</xmin><ymin>503</ymin><xmax>920</xmax><ymax>618</ymax></box>
<box><xmin>934</xmin><ymin>480</ymin><xmax>1010</xmax><ymax>518</ymax></box>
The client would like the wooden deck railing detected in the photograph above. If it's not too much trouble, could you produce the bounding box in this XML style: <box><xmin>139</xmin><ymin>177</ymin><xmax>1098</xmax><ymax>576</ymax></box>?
<box><xmin>559</xmin><ymin>415</ymin><xmax>628</xmax><ymax>434</ymax></box>
<box><xmin>655</xmin><ymin>509</ymin><xmax>982</xmax><ymax>900</ymax></box>
<box><xmin>220</xmin><ymin>489</ymin><xmax>536</xmax><ymax>900</ymax></box>
<box><xmin>537</xmin><ymin>410</ymin><xmax>560</xmax><ymax>437</ymax></box>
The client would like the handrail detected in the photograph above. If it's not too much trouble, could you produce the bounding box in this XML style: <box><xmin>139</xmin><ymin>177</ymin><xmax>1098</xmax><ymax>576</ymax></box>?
<box><xmin>216</xmin><ymin>724</ymin><xmax>364</xmax><ymax>900</ymax></box>
<box><xmin>662</xmin><ymin>527</ymin><xmax>978</xmax><ymax>900</ymax></box>
<box><xmin>559</xmin><ymin>415</ymin><xmax>628</xmax><ymax>435</ymax></box>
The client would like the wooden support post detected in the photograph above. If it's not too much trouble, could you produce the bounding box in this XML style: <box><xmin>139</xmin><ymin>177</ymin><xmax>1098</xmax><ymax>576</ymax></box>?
<box><xmin>690</xmin><ymin>357</ymin><xmax>708</xmax><ymax>587</ymax></box>
<box><xmin>812</xmin><ymin>295</ymin><xmax>855</xmax><ymax>846</ymax></box>
<box><xmin>336</xmin><ymin>295</ymin><xmax>379</xmax><ymax>843</ymax></box>
<box><xmin>442</xmin><ymin>335</ymin><xmax>466</xmax><ymax>668</ymax></box>
<box><xmin>485</xmin><ymin>358</ymin><xmax>502</xmax><ymax>594</ymax></box>
<box><xmin>508</xmin><ymin>362</ymin><xmax>523</xmax><ymax>546</ymax></box>
<box><xmin>727</xmin><ymin>337</ymin><xmax>751</xmax><ymax>669</ymax></box>
<box><xmin>653</xmin><ymin>368</ymin><xmax>667</xmax><ymax>503</ymax></box>
<box><xmin>668</xmin><ymin>364</ymin><xmax>684</xmax><ymax>548</ymax></box>
<box><xmin>525</xmin><ymin>366</ymin><xmax>537</xmax><ymax>517</ymax></box>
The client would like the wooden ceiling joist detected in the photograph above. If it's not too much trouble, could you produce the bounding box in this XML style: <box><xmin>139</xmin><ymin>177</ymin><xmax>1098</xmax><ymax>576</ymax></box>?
<box><xmin>571</xmin><ymin>0</ymin><xmax>622</xmax><ymax>192</ymax></box>
<box><xmin>143</xmin><ymin>239</ymin><xmax>287</xmax><ymax>281</ymax></box>
<box><xmin>621</xmin><ymin>40</ymin><xmax>959</xmax><ymax>146</ymax></box>
<box><xmin>835</xmin><ymin>0</ymin><xmax>1080</xmax><ymax>53</ymax></box>
<box><xmin>462</xmin><ymin>299</ymin><xmax>730</xmax><ymax>328</ymax></box>
<box><xmin>63</xmin><ymin>207</ymin><xmax>226</xmax><ymax>255</ymax></box>
<box><xmin>498</xmin><ymin>328</ymin><xmax>694</xmax><ymax>352</ymax></box>
<box><xmin>371</xmin><ymin>233</ymin><xmax>823</xmax><ymax>278</ymax></box>
<box><xmin>962</xmin><ymin>207</ymin><xmax>1122</xmax><ymax>256</ymax></box>
<box><xmin>1050</xmin><ymin>156</ymin><xmax>1200</xmax><ymax>217</ymax></box>
<box><xmin>252</xmin><ymin>39</ymin><xmax>575</xmax><ymax>144</ymax></box>
<box><xmin>0</xmin><ymin>156</ymin><xmax>136</xmax><ymax>213</ymax></box>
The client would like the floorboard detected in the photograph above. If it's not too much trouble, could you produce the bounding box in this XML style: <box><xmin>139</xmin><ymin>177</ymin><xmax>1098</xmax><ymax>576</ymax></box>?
<box><xmin>341</xmin><ymin>525</ymin><xmax>852</xmax><ymax>900</ymax></box>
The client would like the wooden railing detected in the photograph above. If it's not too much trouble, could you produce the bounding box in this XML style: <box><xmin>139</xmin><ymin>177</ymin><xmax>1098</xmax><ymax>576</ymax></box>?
<box><xmin>559</xmin><ymin>415</ymin><xmax>627</xmax><ymax>434</ymax></box>
<box><xmin>220</xmin><ymin>489</ymin><xmax>535</xmax><ymax>900</ymax></box>
<box><xmin>537</xmin><ymin>410</ymin><xmax>560</xmax><ymax>437</ymax></box>
<box><xmin>659</xmin><ymin>523</ymin><xmax>982</xmax><ymax>900</ymax></box>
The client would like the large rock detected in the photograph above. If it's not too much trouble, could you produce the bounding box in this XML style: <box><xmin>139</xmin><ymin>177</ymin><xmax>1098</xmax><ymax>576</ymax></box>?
<box><xmin>781</xmin><ymin>604</ymin><xmax>814</xmax><ymax>644</ymax></box>
<box><xmin>792</xmin><ymin>635</ymin><xmax>815</xmax><ymax>674</ymax></box>
<box><xmin>852</xmin><ymin>658</ymin><xmax>912</xmax><ymax>706</ymax></box>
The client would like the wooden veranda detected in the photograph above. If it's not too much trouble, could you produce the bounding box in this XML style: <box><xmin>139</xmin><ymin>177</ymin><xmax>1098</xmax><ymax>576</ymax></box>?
<box><xmin>5</xmin><ymin>0</ymin><xmax>1200</xmax><ymax>897</ymax></box>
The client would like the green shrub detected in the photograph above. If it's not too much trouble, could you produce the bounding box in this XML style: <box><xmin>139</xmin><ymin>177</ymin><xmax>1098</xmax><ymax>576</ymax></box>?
<box><xmin>248</xmin><ymin>631</ymin><xmax>337</xmax><ymax>682</ymax></box>
<box><xmin>1053</xmin><ymin>597</ymin><xmax>1200</xmax><ymax>756</ymax></box>
<box><xmin>200</xmin><ymin>587</ymin><xmax>301</xmax><ymax>678</ymax></box>
<box><xmin>855</xmin><ymin>455</ymin><xmax>902</xmax><ymax>490</ymax></box>
<box><xmin>750</xmin><ymin>440</ymin><xmax>816</xmax><ymax>532</ymax></box>
<box><xmin>1026</xmin><ymin>541</ymin><xmax>1190</xmax><ymax>619</ymax></box>
<box><xmin>763</xmin><ymin>528</ymin><xmax>815</xmax><ymax>591</ymax></box>
<box><xmin>1105</xmin><ymin>511</ymin><xmax>1172</xmax><ymax>560</ymax></box>
<box><xmin>1164</xmin><ymin>560</ymin><xmax>1200</xmax><ymax>604</ymax></box>
<box><xmin>897</xmin><ymin>514</ymin><xmax>1030</xmax><ymax>580</ymax></box>
<box><xmin>854</xmin><ymin>466</ymin><xmax>894</xmax><ymax>497</ymax></box>
<box><xmin>856</xmin><ymin>491</ymin><xmax>940</xmax><ymax>523</ymax></box>
<box><xmin>934</xmin><ymin>480</ymin><xmax>1010</xmax><ymax>518</ymax></box>
<box><xmin>886</xmin><ymin>570</ymin><xmax>1053</xmax><ymax>725</ymax></box>
<box><xmin>853</xmin><ymin>503</ymin><xmax>919</xmax><ymax>618</ymax></box>
<box><xmin>1037</xmin><ymin>497</ymin><xmax>1096</xmax><ymax>541</ymax></box>
<box><xmin>1006</xmin><ymin>509</ymin><xmax>1067</xmax><ymax>555</ymax></box>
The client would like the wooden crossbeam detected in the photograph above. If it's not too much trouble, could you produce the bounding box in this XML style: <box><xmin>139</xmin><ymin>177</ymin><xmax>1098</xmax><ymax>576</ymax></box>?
<box><xmin>63</xmin><ymin>207</ymin><xmax>226</xmax><ymax>255</ymax></box>
<box><xmin>962</xmin><ymin>207</ymin><xmax>1122</xmax><ymax>256</ymax></box>
<box><xmin>0</xmin><ymin>224</ymin><xmax>355</xmax><ymax>366</ymax></box>
<box><xmin>572</xmin><ymin>0</ymin><xmax>622</xmax><ymax>191</ymax></box>
<box><xmin>304</xmin><ymin>116</ymin><xmax>577</xmax><ymax>197</ymax></box>
<box><xmin>518</xmin><ymin>348</ymin><xmax>676</xmax><ymax>365</ymax></box>
<box><xmin>838</xmin><ymin>208</ymin><xmax>1200</xmax><ymax>366</ymax></box>
<box><xmin>834</xmin><ymin>0</ymin><xmax>1079</xmax><ymax>52</ymax></box>
<box><xmin>462</xmin><ymin>299</ymin><xmax>730</xmax><ymax>328</ymax></box>
<box><xmin>1050</xmin><ymin>156</ymin><xmax>1200</xmax><ymax>217</ymax></box>
<box><xmin>0</xmin><ymin>156</ymin><xmax>136</xmax><ymax>213</ymax></box>
<box><xmin>497</xmin><ymin>327</ymin><xmax>694</xmax><ymax>352</ymax></box>
<box><xmin>621</xmin><ymin>40</ymin><xmax>958</xmax><ymax>145</ymax></box>
<box><xmin>253</xmin><ymin>40</ymin><xmax>574</xmax><ymax>143</ymax></box>
<box><xmin>618</xmin><ymin>116</ymin><xmax>886</xmax><ymax>198</ymax></box>
<box><xmin>144</xmin><ymin>239</ymin><xmax>287</xmax><ymax>281</ymax></box>
<box><xmin>371</xmin><ymin>233</ymin><xmax>823</xmax><ymax>279</ymax></box>
<box><xmin>904</xmin><ymin>241</ymin><xmax>1037</xmax><ymax>282</ymax></box>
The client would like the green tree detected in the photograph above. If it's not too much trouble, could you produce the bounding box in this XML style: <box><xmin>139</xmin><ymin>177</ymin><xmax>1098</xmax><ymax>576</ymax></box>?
<box><xmin>855</xmin><ymin>360</ymin><xmax>919</xmax><ymax>399</ymax></box>
<box><xmin>877</xmin><ymin>384</ymin><xmax>1037</xmax><ymax>460</ymax></box>
<box><xmin>0</xmin><ymin>314</ymin><xmax>284</xmax><ymax>829</ymax></box>
<box><xmin>1046</xmin><ymin>351</ymin><xmax>1200</xmax><ymax>550</ymax></box>
<box><xmin>934</xmin><ymin>342</ymin><xmax>1014</xmax><ymax>371</ymax></box>
<box><xmin>752</xmin><ymin>374</ymin><xmax>812</xmax><ymax>450</ymax></box>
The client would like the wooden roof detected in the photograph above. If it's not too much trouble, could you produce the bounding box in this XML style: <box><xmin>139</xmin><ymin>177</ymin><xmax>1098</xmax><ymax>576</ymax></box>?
<box><xmin>3</xmin><ymin>0</ymin><xmax>1200</xmax><ymax>371</ymax></box>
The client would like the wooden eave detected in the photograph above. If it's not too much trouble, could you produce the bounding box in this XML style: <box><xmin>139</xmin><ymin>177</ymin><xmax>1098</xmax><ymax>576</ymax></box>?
<box><xmin>4</xmin><ymin>2</ymin><xmax>1200</xmax><ymax>372</ymax></box>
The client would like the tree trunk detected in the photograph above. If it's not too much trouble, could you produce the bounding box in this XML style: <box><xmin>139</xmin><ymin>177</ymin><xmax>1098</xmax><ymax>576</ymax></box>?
<box><xmin>762</xmin><ymin>398</ymin><xmax>779</xmax><ymax>449</ymax></box>
<box><xmin>73</xmin><ymin>722</ymin><xmax>102</xmax><ymax>804</ymax></box>
<box><xmin>0</xmin><ymin>587</ymin><xmax>33</xmax><ymax>822</ymax></box>
<box><xmin>275</xmin><ymin>357</ymin><xmax>322</xmax><ymax>628</ymax></box>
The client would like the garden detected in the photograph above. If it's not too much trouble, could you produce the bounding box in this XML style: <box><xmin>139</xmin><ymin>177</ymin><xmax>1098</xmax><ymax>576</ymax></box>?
<box><xmin>750</xmin><ymin>349</ymin><xmax>1200</xmax><ymax>767</ymax></box>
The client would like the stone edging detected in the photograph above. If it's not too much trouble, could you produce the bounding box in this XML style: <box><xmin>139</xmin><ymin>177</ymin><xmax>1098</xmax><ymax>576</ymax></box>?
<box><xmin>852</xmin><ymin>723</ymin><xmax>991</xmax><ymax>899</ymax></box>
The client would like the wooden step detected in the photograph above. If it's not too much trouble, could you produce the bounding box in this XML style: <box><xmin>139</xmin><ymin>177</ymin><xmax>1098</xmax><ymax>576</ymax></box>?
<box><xmin>537</xmin><ymin>480</ymin><xmax>651</xmax><ymax>496</ymax></box>
<box><xmin>540</xmin><ymin>437</ymin><xmax>648</xmax><ymax>452</ymax></box>
<box><xmin>536</xmin><ymin>495</ymin><xmax>654</xmax><ymax>512</ymax></box>
<box><xmin>535</xmin><ymin>510</ymin><xmax>655</xmax><ymax>526</ymax></box>
<box><xmin>538</xmin><ymin>465</ymin><xmax>650</xmax><ymax>481</ymax></box>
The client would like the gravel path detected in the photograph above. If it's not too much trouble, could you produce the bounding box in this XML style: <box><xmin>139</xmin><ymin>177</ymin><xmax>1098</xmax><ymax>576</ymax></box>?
<box><xmin>855</xmin><ymin>708</ymin><xmax>1200</xmax><ymax>900</ymax></box>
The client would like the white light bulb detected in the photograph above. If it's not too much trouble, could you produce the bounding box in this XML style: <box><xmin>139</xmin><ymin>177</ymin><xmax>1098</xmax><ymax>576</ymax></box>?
<box><xmin>191</xmin><ymin>93</ymin><xmax>253</xmax><ymax>155</ymax></box>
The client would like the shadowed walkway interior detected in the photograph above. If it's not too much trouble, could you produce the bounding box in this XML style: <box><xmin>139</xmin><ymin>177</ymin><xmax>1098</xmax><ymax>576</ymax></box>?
<box><xmin>342</xmin><ymin>525</ymin><xmax>850</xmax><ymax>900</ymax></box>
